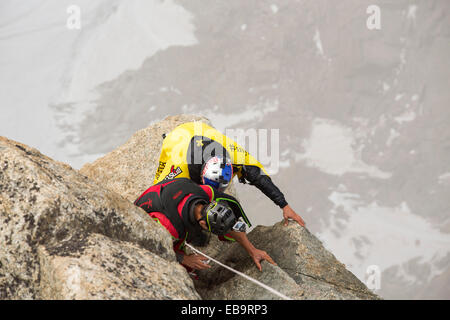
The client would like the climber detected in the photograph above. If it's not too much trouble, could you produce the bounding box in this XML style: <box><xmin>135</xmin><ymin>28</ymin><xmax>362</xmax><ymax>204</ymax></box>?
<box><xmin>134</xmin><ymin>177</ymin><xmax>276</xmax><ymax>272</ymax></box>
<box><xmin>153</xmin><ymin>121</ymin><xmax>305</xmax><ymax>227</ymax></box>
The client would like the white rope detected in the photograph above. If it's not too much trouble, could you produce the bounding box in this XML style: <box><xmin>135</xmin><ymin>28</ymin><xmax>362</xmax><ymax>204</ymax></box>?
<box><xmin>185</xmin><ymin>243</ymin><xmax>293</xmax><ymax>300</ymax></box>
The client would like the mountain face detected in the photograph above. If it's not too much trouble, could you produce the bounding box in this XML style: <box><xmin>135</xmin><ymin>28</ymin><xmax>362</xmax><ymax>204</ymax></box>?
<box><xmin>1</xmin><ymin>0</ymin><xmax>449</xmax><ymax>299</ymax></box>
<box><xmin>0</xmin><ymin>116</ymin><xmax>378</xmax><ymax>299</ymax></box>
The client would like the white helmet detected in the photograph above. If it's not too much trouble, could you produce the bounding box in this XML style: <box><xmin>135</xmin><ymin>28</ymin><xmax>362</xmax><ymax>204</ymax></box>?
<box><xmin>201</xmin><ymin>156</ymin><xmax>233</xmax><ymax>191</ymax></box>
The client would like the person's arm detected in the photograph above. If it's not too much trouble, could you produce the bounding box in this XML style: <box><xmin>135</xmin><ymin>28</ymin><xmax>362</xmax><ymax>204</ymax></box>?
<box><xmin>237</xmin><ymin>165</ymin><xmax>288</xmax><ymax>208</ymax></box>
<box><xmin>229</xmin><ymin>230</ymin><xmax>277</xmax><ymax>271</ymax></box>
<box><xmin>237</xmin><ymin>165</ymin><xmax>306</xmax><ymax>227</ymax></box>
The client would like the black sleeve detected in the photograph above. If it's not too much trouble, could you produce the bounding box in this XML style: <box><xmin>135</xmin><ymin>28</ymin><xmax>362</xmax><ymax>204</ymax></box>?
<box><xmin>239</xmin><ymin>165</ymin><xmax>288</xmax><ymax>209</ymax></box>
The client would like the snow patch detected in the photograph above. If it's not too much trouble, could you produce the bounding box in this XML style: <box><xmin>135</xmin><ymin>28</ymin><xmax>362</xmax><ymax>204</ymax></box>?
<box><xmin>407</xmin><ymin>5</ymin><xmax>418</xmax><ymax>21</ymax></box>
<box><xmin>395</xmin><ymin>93</ymin><xmax>405</xmax><ymax>101</ymax></box>
<box><xmin>438</xmin><ymin>172</ymin><xmax>450</xmax><ymax>185</ymax></box>
<box><xmin>313</xmin><ymin>29</ymin><xmax>325</xmax><ymax>58</ymax></box>
<box><xmin>386</xmin><ymin>128</ymin><xmax>400</xmax><ymax>146</ymax></box>
<box><xmin>394</xmin><ymin>110</ymin><xmax>416</xmax><ymax>124</ymax></box>
<box><xmin>182</xmin><ymin>99</ymin><xmax>279</xmax><ymax>132</ymax></box>
<box><xmin>270</xmin><ymin>4</ymin><xmax>279</xmax><ymax>14</ymax></box>
<box><xmin>317</xmin><ymin>191</ymin><xmax>450</xmax><ymax>285</ymax></box>
<box><xmin>296</xmin><ymin>118</ymin><xmax>392</xmax><ymax>179</ymax></box>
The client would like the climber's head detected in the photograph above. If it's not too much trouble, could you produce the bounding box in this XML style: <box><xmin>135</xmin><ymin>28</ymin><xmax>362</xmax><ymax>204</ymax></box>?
<box><xmin>196</xmin><ymin>200</ymin><xmax>238</xmax><ymax>236</ymax></box>
<box><xmin>201</xmin><ymin>156</ymin><xmax>233</xmax><ymax>192</ymax></box>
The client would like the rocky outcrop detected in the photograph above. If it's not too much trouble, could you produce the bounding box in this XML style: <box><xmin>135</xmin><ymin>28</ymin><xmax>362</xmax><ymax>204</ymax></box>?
<box><xmin>1</xmin><ymin>115</ymin><xmax>379</xmax><ymax>300</ymax></box>
<box><xmin>194</xmin><ymin>222</ymin><xmax>379</xmax><ymax>300</ymax></box>
<box><xmin>80</xmin><ymin>114</ymin><xmax>211</xmax><ymax>203</ymax></box>
<box><xmin>0</xmin><ymin>136</ymin><xmax>199</xmax><ymax>299</ymax></box>
<box><xmin>199</xmin><ymin>259</ymin><xmax>306</xmax><ymax>300</ymax></box>
<box><xmin>38</xmin><ymin>233</ymin><xmax>196</xmax><ymax>299</ymax></box>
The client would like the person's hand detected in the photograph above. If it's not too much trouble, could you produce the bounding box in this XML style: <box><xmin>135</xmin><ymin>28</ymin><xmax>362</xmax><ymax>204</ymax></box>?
<box><xmin>249</xmin><ymin>248</ymin><xmax>277</xmax><ymax>272</ymax></box>
<box><xmin>182</xmin><ymin>254</ymin><xmax>212</xmax><ymax>270</ymax></box>
<box><xmin>282</xmin><ymin>205</ymin><xmax>306</xmax><ymax>227</ymax></box>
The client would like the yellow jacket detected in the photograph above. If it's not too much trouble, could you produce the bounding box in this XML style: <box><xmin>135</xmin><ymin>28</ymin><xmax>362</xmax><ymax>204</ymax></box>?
<box><xmin>153</xmin><ymin>121</ymin><xmax>288</xmax><ymax>208</ymax></box>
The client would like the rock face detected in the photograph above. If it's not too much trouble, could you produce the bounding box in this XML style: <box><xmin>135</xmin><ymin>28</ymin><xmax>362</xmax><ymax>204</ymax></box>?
<box><xmin>194</xmin><ymin>222</ymin><xmax>379</xmax><ymax>300</ymax></box>
<box><xmin>201</xmin><ymin>259</ymin><xmax>305</xmax><ymax>300</ymax></box>
<box><xmin>0</xmin><ymin>136</ymin><xmax>200</xmax><ymax>300</ymax></box>
<box><xmin>80</xmin><ymin>114</ymin><xmax>211</xmax><ymax>203</ymax></box>
<box><xmin>1</xmin><ymin>115</ymin><xmax>379</xmax><ymax>300</ymax></box>
<box><xmin>38</xmin><ymin>233</ymin><xmax>196</xmax><ymax>299</ymax></box>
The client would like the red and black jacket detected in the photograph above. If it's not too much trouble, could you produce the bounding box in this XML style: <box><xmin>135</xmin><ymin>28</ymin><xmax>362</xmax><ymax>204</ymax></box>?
<box><xmin>134</xmin><ymin>178</ymin><xmax>251</xmax><ymax>261</ymax></box>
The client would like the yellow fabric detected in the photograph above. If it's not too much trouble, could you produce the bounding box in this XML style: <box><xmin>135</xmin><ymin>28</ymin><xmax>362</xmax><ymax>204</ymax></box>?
<box><xmin>153</xmin><ymin>121</ymin><xmax>268</xmax><ymax>184</ymax></box>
